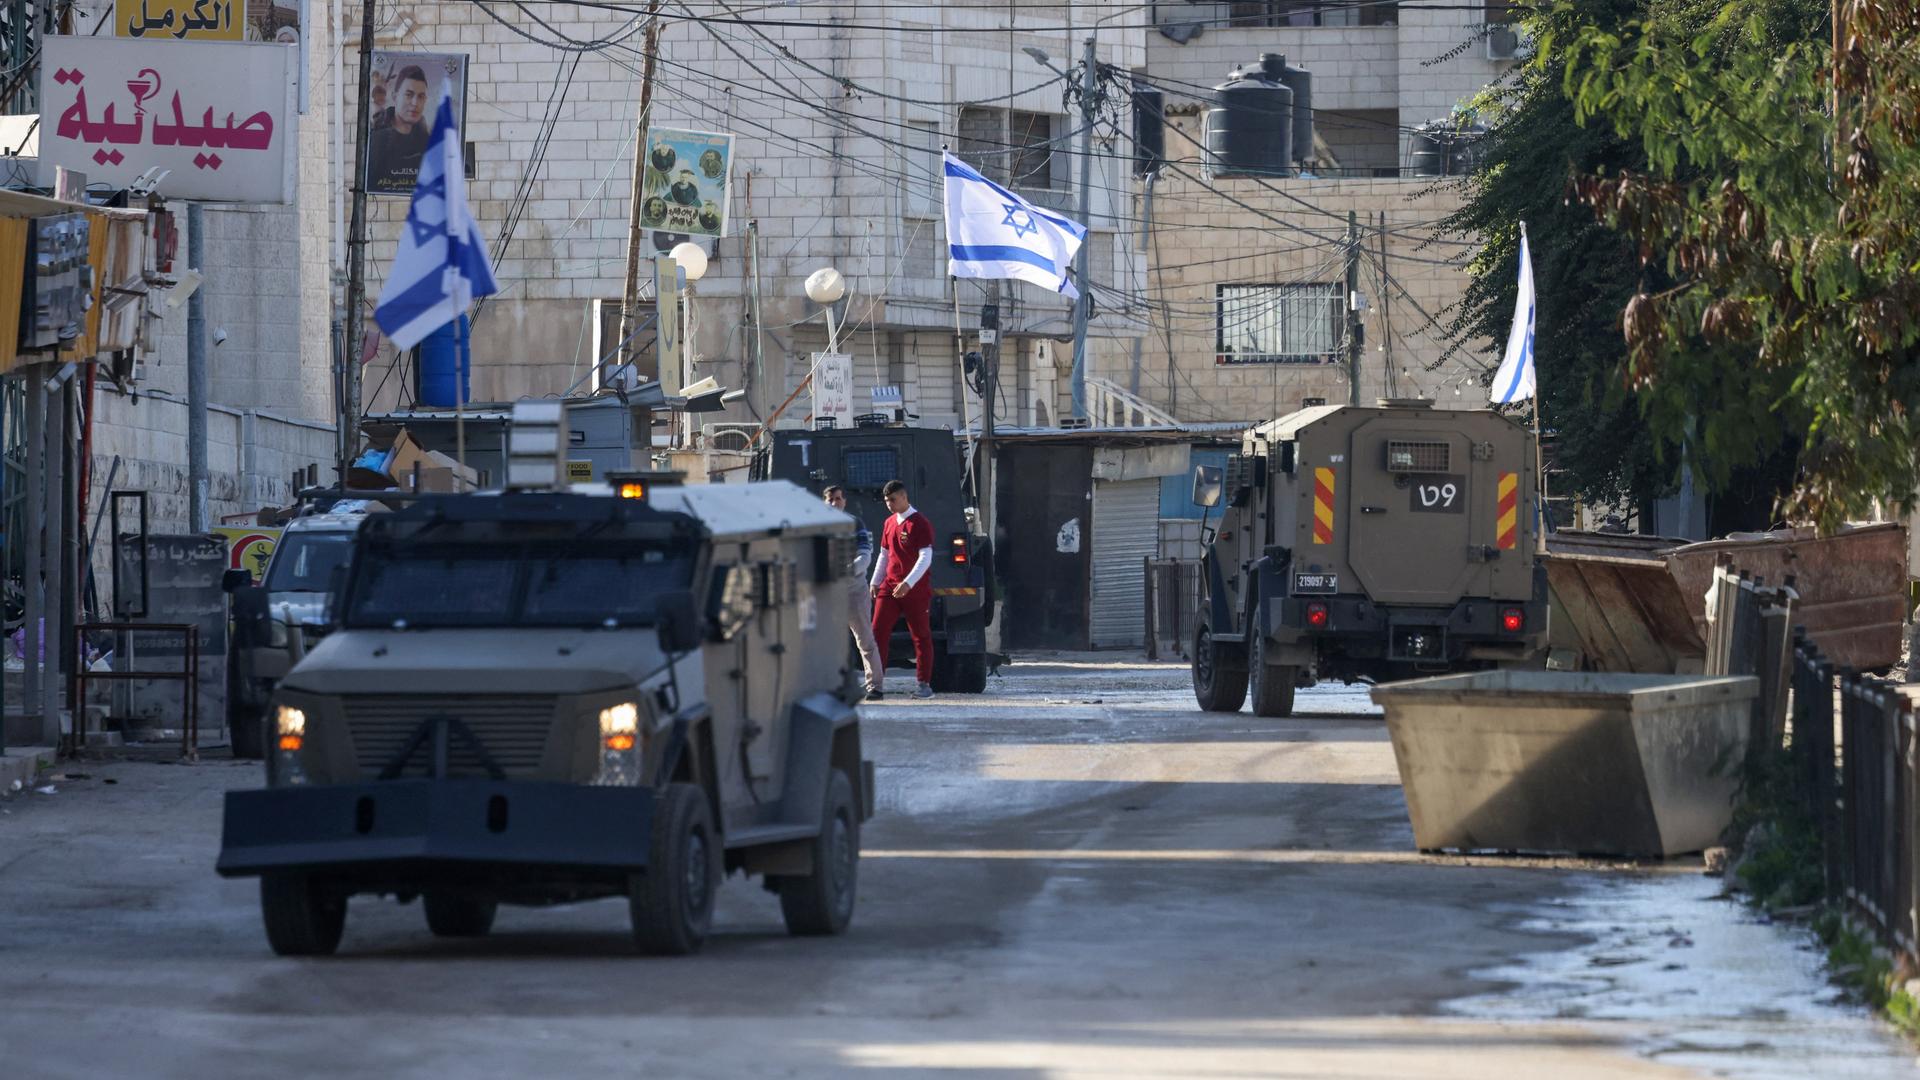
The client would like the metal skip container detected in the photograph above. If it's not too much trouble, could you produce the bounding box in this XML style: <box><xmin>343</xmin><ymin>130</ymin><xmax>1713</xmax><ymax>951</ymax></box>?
<box><xmin>1371</xmin><ymin>671</ymin><xmax>1758</xmax><ymax>856</ymax></box>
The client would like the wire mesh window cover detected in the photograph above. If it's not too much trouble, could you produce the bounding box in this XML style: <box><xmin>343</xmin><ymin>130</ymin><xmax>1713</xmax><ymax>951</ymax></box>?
<box><xmin>1386</xmin><ymin>440</ymin><xmax>1450</xmax><ymax>473</ymax></box>
<box><xmin>1216</xmin><ymin>283</ymin><xmax>1344</xmax><ymax>364</ymax></box>
<box><xmin>1228</xmin><ymin>0</ymin><xmax>1398</xmax><ymax>26</ymax></box>
<box><xmin>843</xmin><ymin>446</ymin><xmax>900</xmax><ymax>490</ymax></box>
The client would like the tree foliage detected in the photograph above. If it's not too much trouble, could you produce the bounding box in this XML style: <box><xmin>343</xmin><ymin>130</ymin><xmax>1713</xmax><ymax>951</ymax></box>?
<box><xmin>1561</xmin><ymin>0</ymin><xmax>1911</xmax><ymax>528</ymax></box>
<box><xmin>1444</xmin><ymin>0</ymin><xmax>1674</xmax><ymax>515</ymax></box>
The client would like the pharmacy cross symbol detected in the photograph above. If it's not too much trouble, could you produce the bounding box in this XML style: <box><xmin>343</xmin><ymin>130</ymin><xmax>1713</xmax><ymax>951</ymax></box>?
<box><xmin>1001</xmin><ymin>204</ymin><xmax>1038</xmax><ymax>239</ymax></box>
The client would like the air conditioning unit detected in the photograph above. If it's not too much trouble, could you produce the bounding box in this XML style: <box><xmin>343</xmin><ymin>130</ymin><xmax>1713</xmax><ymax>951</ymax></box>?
<box><xmin>700</xmin><ymin>422</ymin><xmax>760</xmax><ymax>452</ymax></box>
<box><xmin>1486</xmin><ymin>25</ymin><xmax>1531</xmax><ymax>60</ymax></box>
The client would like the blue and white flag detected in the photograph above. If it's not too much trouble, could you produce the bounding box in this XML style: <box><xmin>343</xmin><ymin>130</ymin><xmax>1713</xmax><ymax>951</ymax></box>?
<box><xmin>374</xmin><ymin>85</ymin><xmax>498</xmax><ymax>351</ymax></box>
<box><xmin>1489</xmin><ymin>223</ymin><xmax>1536</xmax><ymax>405</ymax></box>
<box><xmin>943</xmin><ymin>151</ymin><xmax>1087</xmax><ymax>300</ymax></box>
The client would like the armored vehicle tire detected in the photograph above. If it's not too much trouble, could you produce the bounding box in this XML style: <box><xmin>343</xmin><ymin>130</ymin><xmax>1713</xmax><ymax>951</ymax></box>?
<box><xmin>423</xmin><ymin>894</ymin><xmax>498</xmax><ymax>937</ymax></box>
<box><xmin>1192</xmin><ymin>624</ymin><xmax>1249</xmax><ymax>713</ymax></box>
<box><xmin>938</xmin><ymin>651</ymin><xmax>988</xmax><ymax>695</ymax></box>
<box><xmin>776</xmin><ymin>769</ymin><xmax>860</xmax><ymax>936</ymax></box>
<box><xmin>1247</xmin><ymin>632</ymin><xmax>1297</xmax><ymax>719</ymax></box>
<box><xmin>260</xmin><ymin>873</ymin><xmax>347</xmax><ymax>957</ymax></box>
<box><xmin>630</xmin><ymin>783</ymin><xmax>719</xmax><ymax>956</ymax></box>
<box><xmin>229</xmin><ymin>702</ymin><xmax>266</xmax><ymax>760</ymax></box>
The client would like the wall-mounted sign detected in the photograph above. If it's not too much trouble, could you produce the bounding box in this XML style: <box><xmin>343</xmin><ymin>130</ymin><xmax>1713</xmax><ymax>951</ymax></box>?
<box><xmin>366</xmin><ymin>50</ymin><xmax>466</xmax><ymax>195</ymax></box>
<box><xmin>641</xmin><ymin>127</ymin><xmax>733</xmax><ymax>238</ymax></box>
<box><xmin>39</xmin><ymin>36</ymin><xmax>295</xmax><ymax>203</ymax></box>
<box><xmin>811</xmin><ymin>351</ymin><xmax>852</xmax><ymax>431</ymax></box>
<box><xmin>117</xmin><ymin>0</ymin><xmax>242</xmax><ymax>41</ymax></box>
<box><xmin>212</xmin><ymin>526</ymin><xmax>281</xmax><ymax>583</ymax></box>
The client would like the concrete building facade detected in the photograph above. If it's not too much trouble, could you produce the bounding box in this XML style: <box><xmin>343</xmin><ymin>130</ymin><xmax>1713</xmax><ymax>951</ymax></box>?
<box><xmin>347</xmin><ymin>2</ymin><xmax>1150</xmax><ymax>434</ymax></box>
<box><xmin>1113</xmin><ymin>0</ymin><xmax>1520</xmax><ymax>423</ymax></box>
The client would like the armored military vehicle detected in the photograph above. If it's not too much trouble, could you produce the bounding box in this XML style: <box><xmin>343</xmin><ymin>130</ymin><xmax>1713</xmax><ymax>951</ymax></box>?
<box><xmin>1192</xmin><ymin>402</ymin><xmax>1549</xmax><ymax>716</ymax></box>
<box><xmin>227</xmin><ymin>510</ymin><xmax>368</xmax><ymax>759</ymax></box>
<box><xmin>216</xmin><ymin>469</ymin><xmax>872</xmax><ymax>957</ymax></box>
<box><xmin>752</xmin><ymin>422</ymin><xmax>996</xmax><ymax>693</ymax></box>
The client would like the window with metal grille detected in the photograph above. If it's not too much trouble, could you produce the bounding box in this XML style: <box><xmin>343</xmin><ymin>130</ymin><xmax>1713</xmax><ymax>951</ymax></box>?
<box><xmin>843</xmin><ymin>446</ymin><xmax>900</xmax><ymax>489</ymax></box>
<box><xmin>1228</xmin><ymin>0</ymin><xmax>1397</xmax><ymax>26</ymax></box>
<box><xmin>1385</xmin><ymin>440</ymin><xmax>1450</xmax><ymax>473</ymax></box>
<box><xmin>1216</xmin><ymin>283</ymin><xmax>1344</xmax><ymax>364</ymax></box>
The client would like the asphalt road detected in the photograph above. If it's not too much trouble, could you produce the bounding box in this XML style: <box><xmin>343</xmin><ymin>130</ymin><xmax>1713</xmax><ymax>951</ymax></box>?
<box><xmin>0</xmin><ymin>657</ymin><xmax>1907</xmax><ymax>1078</ymax></box>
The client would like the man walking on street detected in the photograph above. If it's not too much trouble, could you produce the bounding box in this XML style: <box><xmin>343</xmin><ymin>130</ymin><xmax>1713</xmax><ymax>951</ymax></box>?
<box><xmin>823</xmin><ymin>485</ymin><xmax>884</xmax><ymax>700</ymax></box>
<box><xmin>870</xmin><ymin>479</ymin><xmax>936</xmax><ymax>699</ymax></box>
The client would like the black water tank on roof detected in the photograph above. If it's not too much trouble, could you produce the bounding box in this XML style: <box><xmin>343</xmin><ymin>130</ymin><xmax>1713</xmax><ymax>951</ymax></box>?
<box><xmin>1204</xmin><ymin>54</ymin><xmax>1296</xmax><ymax>178</ymax></box>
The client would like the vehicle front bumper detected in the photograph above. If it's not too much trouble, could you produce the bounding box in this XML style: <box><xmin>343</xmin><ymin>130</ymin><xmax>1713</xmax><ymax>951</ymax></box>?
<box><xmin>215</xmin><ymin>780</ymin><xmax>654</xmax><ymax>877</ymax></box>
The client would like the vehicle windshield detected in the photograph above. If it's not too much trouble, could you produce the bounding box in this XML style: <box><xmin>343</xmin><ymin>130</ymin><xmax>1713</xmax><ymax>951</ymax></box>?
<box><xmin>345</xmin><ymin>542</ymin><xmax>693</xmax><ymax>629</ymax></box>
<box><xmin>265</xmin><ymin>532</ymin><xmax>356</xmax><ymax>594</ymax></box>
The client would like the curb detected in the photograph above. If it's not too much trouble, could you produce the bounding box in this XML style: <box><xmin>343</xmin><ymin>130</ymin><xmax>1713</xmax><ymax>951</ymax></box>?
<box><xmin>0</xmin><ymin>746</ymin><xmax>58</xmax><ymax>796</ymax></box>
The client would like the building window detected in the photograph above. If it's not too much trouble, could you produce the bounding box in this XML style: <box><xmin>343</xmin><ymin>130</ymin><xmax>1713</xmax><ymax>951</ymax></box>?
<box><xmin>902</xmin><ymin>119</ymin><xmax>941</xmax><ymax>219</ymax></box>
<box><xmin>1216</xmin><ymin>283</ymin><xmax>1344</xmax><ymax>364</ymax></box>
<box><xmin>1228</xmin><ymin>1</ymin><xmax>1397</xmax><ymax>27</ymax></box>
<box><xmin>958</xmin><ymin>107</ymin><xmax>1065</xmax><ymax>191</ymax></box>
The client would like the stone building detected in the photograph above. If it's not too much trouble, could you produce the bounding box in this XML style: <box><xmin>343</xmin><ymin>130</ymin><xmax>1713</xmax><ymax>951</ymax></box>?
<box><xmin>1108</xmin><ymin>0</ymin><xmax>1522</xmax><ymax>423</ymax></box>
<box><xmin>349</xmin><ymin>2</ymin><xmax>1149</xmax><ymax>433</ymax></box>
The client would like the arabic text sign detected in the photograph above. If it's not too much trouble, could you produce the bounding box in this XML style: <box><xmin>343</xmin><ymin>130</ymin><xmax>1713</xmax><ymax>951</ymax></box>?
<box><xmin>116</xmin><ymin>0</ymin><xmax>242</xmax><ymax>41</ymax></box>
<box><xmin>40</xmin><ymin>36</ymin><xmax>295</xmax><ymax>204</ymax></box>
<box><xmin>812</xmin><ymin>352</ymin><xmax>853</xmax><ymax>431</ymax></box>
<box><xmin>641</xmin><ymin>127</ymin><xmax>733</xmax><ymax>239</ymax></box>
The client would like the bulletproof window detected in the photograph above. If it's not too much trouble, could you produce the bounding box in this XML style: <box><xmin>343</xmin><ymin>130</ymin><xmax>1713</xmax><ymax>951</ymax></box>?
<box><xmin>1385</xmin><ymin>440</ymin><xmax>1450</xmax><ymax>473</ymax></box>
<box><xmin>843</xmin><ymin>446</ymin><xmax>899</xmax><ymax>490</ymax></box>
<box><xmin>1216</xmin><ymin>283</ymin><xmax>1344</xmax><ymax>364</ymax></box>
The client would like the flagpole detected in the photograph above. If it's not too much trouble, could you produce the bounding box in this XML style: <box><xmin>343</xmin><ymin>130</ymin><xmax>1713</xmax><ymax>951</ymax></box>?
<box><xmin>1521</xmin><ymin>220</ymin><xmax>1548</xmax><ymax>554</ymax></box>
<box><xmin>340</xmin><ymin>0</ymin><xmax>377</xmax><ymax>486</ymax></box>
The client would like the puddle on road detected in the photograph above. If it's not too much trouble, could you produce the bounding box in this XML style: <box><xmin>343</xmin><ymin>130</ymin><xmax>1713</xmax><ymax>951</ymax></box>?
<box><xmin>1449</xmin><ymin>871</ymin><xmax>1916</xmax><ymax>1078</ymax></box>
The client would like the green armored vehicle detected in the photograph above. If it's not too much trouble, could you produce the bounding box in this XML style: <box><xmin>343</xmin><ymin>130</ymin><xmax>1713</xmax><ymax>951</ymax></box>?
<box><xmin>216</xmin><ymin>456</ymin><xmax>873</xmax><ymax>957</ymax></box>
<box><xmin>1192</xmin><ymin>401</ymin><xmax>1549</xmax><ymax>716</ymax></box>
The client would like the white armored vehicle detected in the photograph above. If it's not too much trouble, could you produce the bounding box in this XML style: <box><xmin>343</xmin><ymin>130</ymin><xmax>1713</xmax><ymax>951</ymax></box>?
<box><xmin>216</xmin><ymin>460</ymin><xmax>872</xmax><ymax>957</ymax></box>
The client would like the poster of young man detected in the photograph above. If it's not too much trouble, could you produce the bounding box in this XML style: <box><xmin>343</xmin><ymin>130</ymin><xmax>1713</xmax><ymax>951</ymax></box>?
<box><xmin>366</xmin><ymin>51</ymin><xmax>466</xmax><ymax>195</ymax></box>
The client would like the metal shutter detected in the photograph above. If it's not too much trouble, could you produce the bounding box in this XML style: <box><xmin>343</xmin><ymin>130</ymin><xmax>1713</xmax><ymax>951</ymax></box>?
<box><xmin>1090</xmin><ymin>477</ymin><xmax>1162</xmax><ymax>648</ymax></box>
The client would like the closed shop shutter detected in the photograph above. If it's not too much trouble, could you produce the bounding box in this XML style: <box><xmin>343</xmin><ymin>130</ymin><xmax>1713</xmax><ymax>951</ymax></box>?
<box><xmin>1090</xmin><ymin>477</ymin><xmax>1162</xmax><ymax>648</ymax></box>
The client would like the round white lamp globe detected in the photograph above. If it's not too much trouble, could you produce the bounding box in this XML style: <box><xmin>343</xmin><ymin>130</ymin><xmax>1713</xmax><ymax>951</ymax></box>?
<box><xmin>669</xmin><ymin>242</ymin><xmax>709</xmax><ymax>282</ymax></box>
<box><xmin>804</xmin><ymin>266</ymin><xmax>846</xmax><ymax>305</ymax></box>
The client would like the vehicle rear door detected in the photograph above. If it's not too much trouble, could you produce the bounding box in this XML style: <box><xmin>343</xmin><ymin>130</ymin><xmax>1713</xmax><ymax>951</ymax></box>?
<box><xmin>1345</xmin><ymin>418</ymin><xmax>1486</xmax><ymax>606</ymax></box>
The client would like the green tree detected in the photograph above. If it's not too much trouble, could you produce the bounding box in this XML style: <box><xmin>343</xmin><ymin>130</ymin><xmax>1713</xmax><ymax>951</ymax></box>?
<box><xmin>1446</xmin><ymin>0</ymin><xmax>1823</xmax><ymax>525</ymax></box>
<box><xmin>1560</xmin><ymin>0</ymin><xmax>1903</xmax><ymax>529</ymax></box>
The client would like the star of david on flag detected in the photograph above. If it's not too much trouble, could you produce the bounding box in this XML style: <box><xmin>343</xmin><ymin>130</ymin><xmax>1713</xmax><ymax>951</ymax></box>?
<box><xmin>944</xmin><ymin>151</ymin><xmax>1086</xmax><ymax>300</ymax></box>
<box><xmin>374</xmin><ymin>84</ymin><xmax>498</xmax><ymax>351</ymax></box>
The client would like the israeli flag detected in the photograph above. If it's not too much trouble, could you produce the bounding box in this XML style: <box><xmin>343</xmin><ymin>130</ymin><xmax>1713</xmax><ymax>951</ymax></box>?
<box><xmin>943</xmin><ymin>151</ymin><xmax>1087</xmax><ymax>300</ymax></box>
<box><xmin>1489</xmin><ymin>223</ymin><xmax>1536</xmax><ymax>405</ymax></box>
<box><xmin>374</xmin><ymin>85</ymin><xmax>499</xmax><ymax>351</ymax></box>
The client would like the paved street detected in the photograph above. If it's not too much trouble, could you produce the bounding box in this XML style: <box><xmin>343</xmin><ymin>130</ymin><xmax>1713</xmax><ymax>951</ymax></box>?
<box><xmin>0</xmin><ymin>657</ymin><xmax>1909</xmax><ymax>1078</ymax></box>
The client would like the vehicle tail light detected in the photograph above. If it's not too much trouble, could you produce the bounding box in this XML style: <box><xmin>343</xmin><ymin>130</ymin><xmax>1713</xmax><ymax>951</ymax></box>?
<box><xmin>950</xmin><ymin>533</ymin><xmax>969</xmax><ymax>565</ymax></box>
<box><xmin>1306</xmin><ymin>602</ymin><xmax>1329</xmax><ymax>629</ymax></box>
<box><xmin>1501</xmin><ymin>608</ymin><xmax>1525</xmax><ymax>633</ymax></box>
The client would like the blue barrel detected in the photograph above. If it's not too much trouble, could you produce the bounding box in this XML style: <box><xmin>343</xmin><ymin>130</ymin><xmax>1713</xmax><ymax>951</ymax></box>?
<box><xmin>417</xmin><ymin>315</ymin><xmax>471</xmax><ymax>407</ymax></box>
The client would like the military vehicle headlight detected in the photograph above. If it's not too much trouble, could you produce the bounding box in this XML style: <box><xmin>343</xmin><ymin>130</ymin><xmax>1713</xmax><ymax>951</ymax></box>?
<box><xmin>272</xmin><ymin>705</ymin><xmax>309</xmax><ymax>786</ymax></box>
<box><xmin>595</xmin><ymin>702</ymin><xmax>643</xmax><ymax>787</ymax></box>
<box><xmin>274</xmin><ymin>705</ymin><xmax>307</xmax><ymax>751</ymax></box>
<box><xmin>599</xmin><ymin>702</ymin><xmax>639</xmax><ymax>750</ymax></box>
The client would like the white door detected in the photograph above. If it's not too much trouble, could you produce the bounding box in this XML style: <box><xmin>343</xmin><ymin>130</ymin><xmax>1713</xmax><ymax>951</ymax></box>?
<box><xmin>1090</xmin><ymin>477</ymin><xmax>1163</xmax><ymax>648</ymax></box>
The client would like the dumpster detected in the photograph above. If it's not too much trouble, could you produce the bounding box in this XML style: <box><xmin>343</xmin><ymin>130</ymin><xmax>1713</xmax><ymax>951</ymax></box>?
<box><xmin>1371</xmin><ymin>671</ymin><xmax>1757</xmax><ymax>857</ymax></box>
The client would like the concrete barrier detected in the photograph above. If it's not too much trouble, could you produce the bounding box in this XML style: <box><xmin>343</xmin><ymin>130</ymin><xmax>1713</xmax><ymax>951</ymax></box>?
<box><xmin>1371</xmin><ymin>671</ymin><xmax>1757</xmax><ymax>857</ymax></box>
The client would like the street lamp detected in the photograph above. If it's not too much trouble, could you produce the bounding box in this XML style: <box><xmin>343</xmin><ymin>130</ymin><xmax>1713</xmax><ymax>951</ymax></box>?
<box><xmin>804</xmin><ymin>266</ymin><xmax>846</xmax><ymax>353</ymax></box>
<box><xmin>669</xmin><ymin>241</ymin><xmax>708</xmax><ymax>283</ymax></box>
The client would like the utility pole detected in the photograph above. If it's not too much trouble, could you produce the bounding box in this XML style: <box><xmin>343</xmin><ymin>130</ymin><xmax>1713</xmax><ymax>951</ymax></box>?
<box><xmin>1068</xmin><ymin>34</ymin><xmax>1096</xmax><ymax>420</ymax></box>
<box><xmin>615</xmin><ymin>0</ymin><xmax>665</xmax><ymax>384</ymax></box>
<box><xmin>186</xmin><ymin>204</ymin><xmax>208</xmax><ymax>532</ymax></box>
<box><xmin>1344</xmin><ymin>209</ymin><xmax>1363</xmax><ymax>405</ymax></box>
<box><xmin>1127</xmin><ymin>169</ymin><xmax>1157</xmax><ymax>399</ymax></box>
<box><xmin>979</xmin><ymin>287</ymin><xmax>1000</xmax><ymax>540</ymax></box>
<box><xmin>1377</xmin><ymin>210</ymin><xmax>1393</xmax><ymax>398</ymax></box>
<box><xmin>340</xmin><ymin>0</ymin><xmax>377</xmax><ymax>485</ymax></box>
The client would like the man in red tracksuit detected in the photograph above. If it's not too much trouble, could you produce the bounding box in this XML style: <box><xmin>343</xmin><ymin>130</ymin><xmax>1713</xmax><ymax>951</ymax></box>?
<box><xmin>869</xmin><ymin>478</ymin><xmax>937</xmax><ymax>700</ymax></box>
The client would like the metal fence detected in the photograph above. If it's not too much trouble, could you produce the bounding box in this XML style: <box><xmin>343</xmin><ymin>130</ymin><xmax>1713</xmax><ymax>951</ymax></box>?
<box><xmin>1143</xmin><ymin>558</ymin><xmax>1202</xmax><ymax>661</ymax></box>
<box><xmin>1789</xmin><ymin>629</ymin><xmax>1920</xmax><ymax>964</ymax></box>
